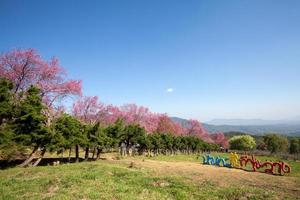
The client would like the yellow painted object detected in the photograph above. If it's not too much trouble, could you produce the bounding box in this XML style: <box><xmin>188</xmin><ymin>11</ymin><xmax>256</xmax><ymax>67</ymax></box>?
<box><xmin>229</xmin><ymin>152</ymin><xmax>240</xmax><ymax>168</ymax></box>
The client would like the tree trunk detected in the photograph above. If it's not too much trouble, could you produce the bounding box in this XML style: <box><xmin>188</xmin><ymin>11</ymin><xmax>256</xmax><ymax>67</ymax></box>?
<box><xmin>121</xmin><ymin>146</ymin><xmax>126</xmax><ymax>157</ymax></box>
<box><xmin>95</xmin><ymin>148</ymin><xmax>102</xmax><ymax>160</ymax></box>
<box><xmin>68</xmin><ymin>147</ymin><xmax>72</xmax><ymax>162</ymax></box>
<box><xmin>75</xmin><ymin>145</ymin><xmax>79</xmax><ymax>163</ymax></box>
<box><xmin>19</xmin><ymin>146</ymin><xmax>38</xmax><ymax>167</ymax></box>
<box><xmin>92</xmin><ymin>147</ymin><xmax>96</xmax><ymax>160</ymax></box>
<box><xmin>128</xmin><ymin>146</ymin><xmax>133</xmax><ymax>157</ymax></box>
<box><xmin>84</xmin><ymin>147</ymin><xmax>89</xmax><ymax>161</ymax></box>
<box><xmin>32</xmin><ymin>148</ymin><xmax>46</xmax><ymax>167</ymax></box>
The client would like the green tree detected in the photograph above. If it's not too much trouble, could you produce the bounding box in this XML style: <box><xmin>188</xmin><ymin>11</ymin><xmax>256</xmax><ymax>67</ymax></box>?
<box><xmin>0</xmin><ymin>78</ymin><xmax>14</xmax><ymax>125</ymax></box>
<box><xmin>173</xmin><ymin>136</ymin><xmax>183</xmax><ymax>154</ymax></box>
<box><xmin>89</xmin><ymin>123</ymin><xmax>111</xmax><ymax>160</ymax></box>
<box><xmin>13</xmin><ymin>86</ymin><xmax>49</xmax><ymax>167</ymax></box>
<box><xmin>0</xmin><ymin>78</ymin><xmax>17</xmax><ymax>159</ymax></box>
<box><xmin>120</xmin><ymin>124</ymin><xmax>146</xmax><ymax>156</ymax></box>
<box><xmin>263</xmin><ymin>134</ymin><xmax>289</xmax><ymax>153</ymax></box>
<box><xmin>149</xmin><ymin>133</ymin><xmax>162</xmax><ymax>156</ymax></box>
<box><xmin>105</xmin><ymin>118</ymin><xmax>124</xmax><ymax>148</ymax></box>
<box><xmin>289</xmin><ymin>138</ymin><xmax>300</xmax><ymax>154</ymax></box>
<box><xmin>137</xmin><ymin>134</ymin><xmax>153</xmax><ymax>155</ymax></box>
<box><xmin>161</xmin><ymin>134</ymin><xmax>175</xmax><ymax>155</ymax></box>
<box><xmin>229</xmin><ymin>135</ymin><xmax>256</xmax><ymax>151</ymax></box>
<box><xmin>54</xmin><ymin>114</ymin><xmax>86</xmax><ymax>162</ymax></box>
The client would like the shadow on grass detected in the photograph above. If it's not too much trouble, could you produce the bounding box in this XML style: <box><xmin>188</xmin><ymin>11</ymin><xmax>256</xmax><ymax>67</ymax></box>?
<box><xmin>201</xmin><ymin>163</ymin><xmax>285</xmax><ymax>176</ymax></box>
<box><xmin>0</xmin><ymin>157</ymin><xmax>100</xmax><ymax>169</ymax></box>
<box><xmin>238</xmin><ymin>167</ymin><xmax>285</xmax><ymax>176</ymax></box>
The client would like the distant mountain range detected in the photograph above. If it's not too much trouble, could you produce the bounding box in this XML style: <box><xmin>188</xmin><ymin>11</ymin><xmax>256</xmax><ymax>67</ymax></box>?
<box><xmin>171</xmin><ymin>117</ymin><xmax>300</xmax><ymax>136</ymax></box>
<box><xmin>206</xmin><ymin>117</ymin><xmax>300</xmax><ymax>126</ymax></box>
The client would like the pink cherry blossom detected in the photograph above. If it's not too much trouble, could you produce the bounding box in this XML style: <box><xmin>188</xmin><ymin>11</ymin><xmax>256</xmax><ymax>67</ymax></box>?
<box><xmin>184</xmin><ymin>119</ymin><xmax>214</xmax><ymax>143</ymax></box>
<box><xmin>73</xmin><ymin>96</ymin><xmax>104</xmax><ymax>124</ymax></box>
<box><xmin>210</xmin><ymin>131</ymin><xmax>229</xmax><ymax>148</ymax></box>
<box><xmin>118</xmin><ymin>104</ymin><xmax>160</xmax><ymax>132</ymax></box>
<box><xmin>0</xmin><ymin>48</ymin><xmax>82</xmax><ymax>107</ymax></box>
<box><xmin>156</xmin><ymin>114</ymin><xmax>184</xmax><ymax>135</ymax></box>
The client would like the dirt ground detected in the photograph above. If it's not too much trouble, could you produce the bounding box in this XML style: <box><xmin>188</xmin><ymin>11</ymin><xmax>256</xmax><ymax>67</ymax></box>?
<box><xmin>113</xmin><ymin>158</ymin><xmax>300</xmax><ymax>199</ymax></box>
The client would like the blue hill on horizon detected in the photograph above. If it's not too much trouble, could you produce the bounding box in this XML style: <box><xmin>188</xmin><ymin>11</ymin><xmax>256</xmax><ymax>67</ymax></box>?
<box><xmin>171</xmin><ymin>117</ymin><xmax>300</xmax><ymax>136</ymax></box>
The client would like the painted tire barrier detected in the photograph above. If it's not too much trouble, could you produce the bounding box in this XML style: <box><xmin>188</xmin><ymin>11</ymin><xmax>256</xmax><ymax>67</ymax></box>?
<box><xmin>202</xmin><ymin>155</ymin><xmax>231</xmax><ymax>167</ymax></box>
<box><xmin>202</xmin><ymin>153</ymin><xmax>291</xmax><ymax>176</ymax></box>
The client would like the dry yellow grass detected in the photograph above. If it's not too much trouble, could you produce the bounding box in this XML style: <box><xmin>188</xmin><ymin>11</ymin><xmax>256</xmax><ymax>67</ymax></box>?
<box><xmin>109</xmin><ymin>157</ymin><xmax>300</xmax><ymax>199</ymax></box>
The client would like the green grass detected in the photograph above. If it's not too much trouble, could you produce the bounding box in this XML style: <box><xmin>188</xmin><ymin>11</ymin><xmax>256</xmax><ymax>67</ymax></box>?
<box><xmin>0</xmin><ymin>153</ymin><xmax>299</xmax><ymax>200</ymax></box>
<box><xmin>0</xmin><ymin>161</ymin><xmax>275</xmax><ymax>200</ymax></box>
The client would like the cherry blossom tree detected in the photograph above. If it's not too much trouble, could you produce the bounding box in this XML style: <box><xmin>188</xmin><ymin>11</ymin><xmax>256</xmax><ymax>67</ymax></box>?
<box><xmin>0</xmin><ymin>49</ymin><xmax>82</xmax><ymax>108</ymax></box>
<box><xmin>184</xmin><ymin>119</ymin><xmax>213</xmax><ymax>143</ymax></box>
<box><xmin>119</xmin><ymin>104</ymin><xmax>160</xmax><ymax>133</ymax></box>
<box><xmin>98</xmin><ymin>104</ymin><xmax>122</xmax><ymax>126</ymax></box>
<box><xmin>210</xmin><ymin>131</ymin><xmax>229</xmax><ymax>148</ymax></box>
<box><xmin>185</xmin><ymin>119</ymin><xmax>206</xmax><ymax>136</ymax></box>
<box><xmin>72</xmin><ymin>96</ymin><xmax>103</xmax><ymax>124</ymax></box>
<box><xmin>156</xmin><ymin>114</ymin><xmax>183</xmax><ymax>135</ymax></box>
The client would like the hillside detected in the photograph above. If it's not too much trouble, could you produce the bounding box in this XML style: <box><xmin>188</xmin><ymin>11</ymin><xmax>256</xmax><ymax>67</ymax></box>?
<box><xmin>171</xmin><ymin>117</ymin><xmax>300</xmax><ymax>136</ymax></box>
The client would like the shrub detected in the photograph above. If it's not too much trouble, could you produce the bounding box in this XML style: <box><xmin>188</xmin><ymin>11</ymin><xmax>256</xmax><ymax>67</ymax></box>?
<box><xmin>229</xmin><ymin>135</ymin><xmax>256</xmax><ymax>151</ymax></box>
<box><xmin>263</xmin><ymin>134</ymin><xmax>289</xmax><ymax>153</ymax></box>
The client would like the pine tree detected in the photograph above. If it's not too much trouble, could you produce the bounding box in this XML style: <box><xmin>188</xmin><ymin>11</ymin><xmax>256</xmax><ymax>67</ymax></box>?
<box><xmin>13</xmin><ymin>86</ymin><xmax>49</xmax><ymax>167</ymax></box>
<box><xmin>0</xmin><ymin>78</ymin><xmax>21</xmax><ymax>160</ymax></box>
<box><xmin>54</xmin><ymin>114</ymin><xmax>86</xmax><ymax>162</ymax></box>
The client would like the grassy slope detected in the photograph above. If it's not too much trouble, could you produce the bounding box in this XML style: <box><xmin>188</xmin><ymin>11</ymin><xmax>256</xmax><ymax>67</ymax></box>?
<box><xmin>0</xmin><ymin>154</ymin><xmax>299</xmax><ymax>200</ymax></box>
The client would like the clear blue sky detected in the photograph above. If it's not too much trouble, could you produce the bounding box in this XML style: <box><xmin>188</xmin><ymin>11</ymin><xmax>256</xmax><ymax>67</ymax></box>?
<box><xmin>1</xmin><ymin>0</ymin><xmax>300</xmax><ymax>121</ymax></box>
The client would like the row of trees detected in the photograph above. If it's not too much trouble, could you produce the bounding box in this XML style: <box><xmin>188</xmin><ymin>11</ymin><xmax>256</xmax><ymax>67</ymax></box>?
<box><xmin>71</xmin><ymin>96</ymin><xmax>228</xmax><ymax>147</ymax></box>
<box><xmin>0</xmin><ymin>78</ymin><xmax>218</xmax><ymax>166</ymax></box>
<box><xmin>0</xmin><ymin>49</ymin><xmax>225</xmax><ymax>167</ymax></box>
<box><xmin>55</xmin><ymin>116</ymin><xmax>219</xmax><ymax>160</ymax></box>
<box><xmin>229</xmin><ymin>134</ymin><xmax>300</xmax><ymax>154</ymax></box>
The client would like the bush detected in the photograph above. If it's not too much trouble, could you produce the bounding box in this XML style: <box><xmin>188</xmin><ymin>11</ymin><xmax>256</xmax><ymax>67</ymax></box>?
<box><xmin>229</xmin><ymin>135</ymin><xmax>256</xmax><ymax>151</ymax></box>
<box><xmin>263</xmin><ymin>134</ymin><xmax>289</xmax><ymax>153</ymax></box>
<box><xmin>289</xmin><ymin>138</ymin><xmax>300</xmax><ymax>154</ymax></box>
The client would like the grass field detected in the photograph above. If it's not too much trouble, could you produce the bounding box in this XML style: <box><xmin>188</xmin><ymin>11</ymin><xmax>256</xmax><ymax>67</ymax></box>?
<box><xmin>0</xmin><ymin>153</ymin><xmax>299</xmax><ymax>200</ymax></box>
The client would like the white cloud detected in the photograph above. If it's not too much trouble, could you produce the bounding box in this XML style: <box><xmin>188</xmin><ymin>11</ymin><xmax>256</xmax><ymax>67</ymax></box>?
<box><xmin>166</xmin><ymin>88</ymin><xmax>174</xmax><ymax>93</ymax></box>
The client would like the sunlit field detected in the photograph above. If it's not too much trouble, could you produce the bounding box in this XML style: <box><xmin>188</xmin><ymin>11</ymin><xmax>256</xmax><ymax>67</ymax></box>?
<box><xmin>1</xmin><ymin>153</ymin><xmax>299</xmax><ymax>200</ymax></box>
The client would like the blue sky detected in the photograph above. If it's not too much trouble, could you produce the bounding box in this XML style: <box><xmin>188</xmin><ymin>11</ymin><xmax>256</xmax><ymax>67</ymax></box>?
<box><xmin>1</xmin><ymin>0</ymin><xmax>300</xmax><ymax>121</ymax></box>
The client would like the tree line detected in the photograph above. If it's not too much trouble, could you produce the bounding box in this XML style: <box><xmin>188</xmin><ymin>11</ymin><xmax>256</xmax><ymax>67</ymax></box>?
<box><xmin>228</xmin><ymin>133</ymin><xmax>300</xmax><ymax>155</ymax></box>
<box><xmin>0</xmin><ymin>77</ymin><xmax>220</xmax><ymax>167</ymax></box>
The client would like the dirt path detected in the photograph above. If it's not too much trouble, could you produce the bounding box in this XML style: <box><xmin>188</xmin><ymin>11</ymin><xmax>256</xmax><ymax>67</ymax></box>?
<box><xmin>116</xmin><ymin>158</ymin><xmax>300</xmax><ymax>198</ymax></box>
